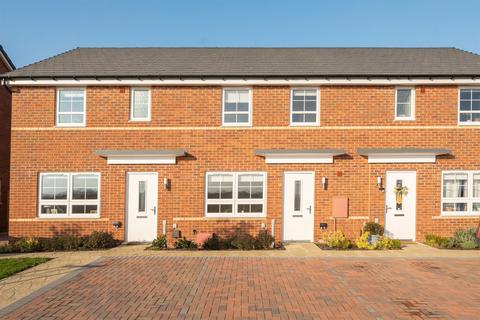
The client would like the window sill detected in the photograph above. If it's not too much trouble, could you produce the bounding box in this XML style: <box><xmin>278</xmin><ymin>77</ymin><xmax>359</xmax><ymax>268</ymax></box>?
<box><xmin>433</xmin><ymin>215</ymin><xmax>480</xmax><ymax>219</ymax></box>
<box><xmin>289</xmin><ymin>123</ymin><xmax>320</xmax><ymax>127</ymax></box>
<box><xmin>394</xmin><ymin>118</ymin><xmax>415</xmax><ymax>121</ymax></box>
<box><xmin>129</xmin><ymin>119</ymin><xmax>151</xmax><ymax>123</ymax></box>
<box><xmin>10</xmin><ymin>217</ymin><xmax>107</xmax><ymax>222</ymax></box>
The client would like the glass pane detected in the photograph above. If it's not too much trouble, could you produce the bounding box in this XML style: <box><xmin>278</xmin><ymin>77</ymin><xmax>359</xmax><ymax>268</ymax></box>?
<box><xmin>133</xmin><ymin>103</ymin><xmax>148</xmax><ymax>118</ymax></box>
<box><xmin>72</xmin><ymin>175</ymin><xmax>98</xmax><ymax>200</ymax></box>
<box><xmin>41</xmin><ymin>205</ymin><xmax>67</xmax><ymax>214</ymax></box>
<box><xmin>236</xmin><ymin>114</ymin><xmax>249</xmax><ymax>123</ymax></box>
<box><xmin>238</xmin><ymin>204</ymin><xmax>250</xmax><ymax>213</ymax></box>
<box><xmin>224</xmin><ymin>90</ymin><xmax>237</xmax><ymax>103</ymax></box>
<box><xmin>72</xmin><ymin>205</ymin><xmax>98</xmax><ymax>214</ymax></box>
<box><xmin>237</xmin><ymin>102</ymin><xmax>249</xmax><ymax>112</ymax></box>
<box><xmin>460</xmin><ymin>100</ymin><xmax>471</xmax><ymax>111</ymax></box>
<box><xmin>58</xmin><ymin>114</ymin><xmax>72</xmax><ymax>124</ymax></box>
<box><xmin>220</xmin><ymin>204</ymin><xmax>232</xmax><ymax>213</ymax></box>
<box><xmin>397</xmin><ymin>103</ymin><xmax>411</xmax><ymax>117</ymax></box>
<box><xmin>208</xmin><ymin>175</ymin><xmax>233</xmax><ymax>199</ymax></box>
<box><xmin>71</xmin><ymin>101</ymin><xmax>84</xmax><ymax>113</ymax></box>
<box><xmin>251</xmin><ymin>186</ymin><xmax>263</xmax><ymax>199</ymax></box>
<box><xmin>472</xmin><ymin>90</ymin><xmax>480</xmax><ymax>100</ymax></box>
<box><xmin>294</xmin><ymin>180</ymin><xmax>301</xmax><ymax>211</ymax></box>
<box><xmin>238</xmin><ymin>90</ymin><xmax>249</xmax><ymax>103</ymax></box>
<box><xmin>292</xmin><ymin>100</ymin><xmax>304</xmax><ymax>112</ymax></box>
<box><xmin>224</xmin><ymin>103</ymin><xmax>237</xmax><ymax>112</ymax></box>
<box><xmin>304</xmin><ymin>90</ymin><xmax>317</xmax><ymax>100</ymax></box>
<box><xmin>443</xmin><ymin>173</ymin><xmax>468</xmax><ymax>198</ymax></box>
<box><xmin>138</xmin><ymin>181</ymin><xmax>146</xmax><ymax>212</ymax></box>
<box><xmin>208</xmin><ymin>186</ymin><xmax>220</xmax><ymax>199</ymax></box>
<box><xmin>474</xmin><ymin>174</ymin><xmax>480</xmax><ymax>198</ymax></box>
<box><xmin>460</xmin><ymin>89</ymin><xmax>471</xmax><ymax>100</ymax></box>
<box><xmin>207</xmin><ymin>204</ymin><xmax>220</xmax><ymax>213</ymax></box>
<box><xmin>472</xmin><ymin>113</ymin><xmax>480</xmax><ymax>122</ymax></box>
<box><xmin>473</xmin><ymin>203</ymin><xmax>480</xmax><ymax>212</ymax></box>
<box><xmin>292</xmin><ymin>114</ymin><xmax>304</xmax><ymax>123</ymax></box>
<box><xmin>238</xmin><ymin>185</ymin><xmax>250</xmax><ymax>199</ymax></box>
<box><xmin>304</xmin><ymin>100</ymin><xmax>316</xmax><ymax>112</ymax></box>
<box><xmin>71</xmin><ymin>114</ymin><xmax>84</xmax><ymax>124</ymax></box>
<box><xmin>460</xmin><ymin>113</ymin><xmax>471</xmax><ymax>122</ymax></box>
<box><xmin>237</xmin><ymin>204</ymin><xmax>263</xmax><ymax>214</ymax></box>
<box><xmin>42</xmin><ymin>175</ymin><xmax>67</xmax><ymax>200</ymax></box>
<box><xmin>304</xmin><ymin>114</ymin><xmax>317</xmax><ymax>123</ymax></box>
<box><xmin>220</xmin><ymin>185</ymin><xmax>233</xmax><ymax>199</ymax></box>
<box><xmin>396</xmin><ymin>89</ymin><xmax>411</xmax><ymax>103</ymax></box>
<box><xmin>472</xmin><ymin>101</ymin><xmax>480</xmax><ymax>111</ymax></box>
<box><xmin>292</xmin><ymin>89</ymin><xmax>305</xmax><ymax>99</ymax></box>
<box><xmin>58</xmin><ymin>101</ymin><xmax>71</xmax><ymax>112</ymax></box>
<box><xmin>442</xmin><ymin>202</ymin><xmax>467</xmax><ymax>212</ymax></box>
<box><xmin>224</xmin><ymin>114</ymin><xmax>236</xmax><ymax>123</ymax></box>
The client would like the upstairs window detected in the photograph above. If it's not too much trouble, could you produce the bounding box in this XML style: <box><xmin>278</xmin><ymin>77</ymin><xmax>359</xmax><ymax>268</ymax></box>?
<box><xmin>56</xmin><ymin>89</ymin><xmax>86</xmax><ymax>127</ymax></box>
<box><xmin>39</xmin><ymin>173</ymin><xmax>100</xmax><ymax>218</ymax></box>
<box><xmin>395</xmin><ymin>88</ymin><xmax>415</xmax><ymax>120</ymax></box>
<box><xmin>290</xmin><ymin>89</ymin><xmax>319</xmax><ymax>125</ymax></box>
<box><xmin>441</xmin><ymin>171</ymin><xmax>479</xmax><ymax>215</ymax></box>
<box><xmin>222</xmin><ymin>88</ymin><xmax>252</xmax><ymax>126</ymax></box>
<box><xmin>205</xmin><ymin>172</ymin><xmax>266</xmax><ymax>217</ymax></box>
<box><xmin>459</xmin><ymin>88</ymin><xmax>480</xmax><ymax>125</ymax></box>
<box><xmin>130</xmin><ymin>88</ymin><xmax>151</xmax><ymax>121</ymax></box>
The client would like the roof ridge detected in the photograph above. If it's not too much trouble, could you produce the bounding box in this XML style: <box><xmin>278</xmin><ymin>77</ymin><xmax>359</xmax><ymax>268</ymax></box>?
<box><xmin>74</xmin><ymin>46</ymin><xmax>460</xmax><ymax>49</ymax></box>
<box><xmin>453</xmin><ymin>47</ymin><xmax>480</xmax><ymax>57</ymax></box>
<box><xmin>13</xmin><ymin>47</ymin><xmax>79</xmax><ymax>72</ymax></box>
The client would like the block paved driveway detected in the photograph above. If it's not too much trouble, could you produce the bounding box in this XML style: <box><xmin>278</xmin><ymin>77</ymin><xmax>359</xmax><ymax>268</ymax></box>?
<box><xmin>1</xmin><ymin>257</ymin><xmax>479</xmax><ymax>319</ymax></box>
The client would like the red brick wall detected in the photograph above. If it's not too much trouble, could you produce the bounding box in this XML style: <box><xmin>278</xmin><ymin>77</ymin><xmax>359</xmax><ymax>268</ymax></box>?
<box><xmin>8</xmin><ymin>85</ymin><xmax>480</xmax><ymax>242</ymax></box>
<box><xmin>0</xmin><ymin>60</ymin><xmax>11</xmax><ymax>232</ymax></box>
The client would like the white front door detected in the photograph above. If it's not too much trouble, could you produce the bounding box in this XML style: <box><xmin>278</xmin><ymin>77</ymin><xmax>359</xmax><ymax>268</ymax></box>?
<box><xmin>385</xmin><ymin>171</ymin><xmax>416</xmax><ymax>240</ymax></box>
<box><xmin>126</xmin><ymin>172</ymin><xmax>158</xmax><ymax>242</ymax></box>
<box><xmin>283</xmin><ymin>172</ymin><xmax>315</xmax><ymax>241</ymax></box>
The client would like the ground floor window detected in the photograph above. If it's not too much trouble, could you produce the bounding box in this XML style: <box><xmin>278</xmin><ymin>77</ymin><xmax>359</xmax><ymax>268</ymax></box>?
<box><xmin>205</xmin><ymin>172</ymin><xmax>266</xmax><ymax>217</ymax></box>
<box><xmin>39</xmin><ymin>172</ymin><xmax>100</xmax><ymax>218</ymax></box>
<box><xmin>441</xmin><ymin>171</ymin><xmax>480</xmax><ymax>215</ymax></box>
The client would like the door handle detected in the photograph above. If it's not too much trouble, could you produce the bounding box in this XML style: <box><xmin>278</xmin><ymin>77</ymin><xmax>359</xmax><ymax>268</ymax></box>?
<box><xmin>151</xmin><ymin>206</ymin><xmax>157</xmax><ymax>215</ymax></box>
<box><xmin>307</xmin><ymin>205</ymin><xmax>312</xmax><ymax>214</ymax></box>
<box><xmin>385</xmin><ymin>205</ymin><xmax>392</xmax><ymax>212</ymax></box>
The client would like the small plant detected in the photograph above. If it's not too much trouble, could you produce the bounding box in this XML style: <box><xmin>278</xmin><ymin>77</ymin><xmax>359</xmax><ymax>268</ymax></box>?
<box><xmin>14</xmin><ymin>237</ymin><xmax>42</xmax><ymax>252</ymax></box>
<box><xmin>44</xmin><ymin>236</ymin><xmax>83</xmax><ymax>251</ymax></box>
<box><xmin>230</xmin><ymin>234</ymin><xmax>256</xmax><ymax>250</ymax></box>
<box><xmin>174</xmin><ymin>237</ymin><xmax>198</xmax><ymax>249</ymax></box>
<box><xmin>363</xmin><ymin>222</ymin><xmax>384</xmax><ymax>236</ymax></box>
<box><xmin>82</xmin><ymin>231</ymin><xmax>118</xmax><ymax>249</ymax></box>
<box><xmin>151</xmin><ymin>235</ymin><xmax>167</xmax><ymax>249</ymax></box>
<box><xmin>376</xmin><ymin>237</ymin><xmax>402</xmax><ymax>250</ymax></box>
<box><xmin>322</xmin><ymin>231</ymin><xmax>351</xmax><ymax>249</ymax></box>
<box><xmin>425</xmin><ymin>234</ymin><xmax>451</xmax><ymax>248</ymax></box>
<box><xmin>254</xmin><ymin>230</ymin><xmax>274</xmax><ymax>249</ymax></box>
<box><xmin>451</xmin><ymin>228</ymin><xmax>477</xmax><ymax>247</ymax></box>
<box><xmin>355</xmin><ymin>232</ymin><xmax>376</xmax><ymax>250</ymax></box>
<box><xmin>203</xmin><ymin>234</ymin><xmax>221</xmax><ymax>250</ymax></box>
<box><xmin>460</xmin><ymin>240</ymin><xmax>478</xmax><ymax>250</ymax></box>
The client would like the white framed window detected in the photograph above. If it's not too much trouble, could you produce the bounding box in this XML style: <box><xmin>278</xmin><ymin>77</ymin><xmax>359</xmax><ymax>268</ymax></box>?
<box><xmin>205</xmin><ymin>172</ymin><xmax>266</xmax><ymax>218</ymax></box>
<box><xmin>130</xmin><ymin>88</ymin><xmax>151</xmax><ymax>121</ymax></box>
<box><xmin>290</xmin><ymin>88</ymin><xmax>319</xmax><ymax>126</ymax></box>
<box><xmin>395</xmin><ymin>87</ymin><xmax>415</xmax><ymax>120</ymax></box>
<box><xmin>39</xmin><ymin>173</ymin><xmax>100</xmax><ymax>218</ymax></box>
<box><xmin>441</xmin><ymin>171</ymin><xmax>480</xmax><ymax>216</ymax></box>
<box><xmin>222</xmin><ymin>88</ymin><xmax>252</xmax><ymax>126</ymax></box>
<box><xmin>56</xmin><ymin>88</ymin><xmax>86</xmax><ymax>127</ymax></box>
<box><xmin>459</xmin><ymin>88</ymin><xmax>480</xmax><ymax>125</ymax></box>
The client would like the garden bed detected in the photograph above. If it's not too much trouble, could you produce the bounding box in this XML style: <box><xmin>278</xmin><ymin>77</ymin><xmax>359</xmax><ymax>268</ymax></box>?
<box><xmin>0</xmin><ymin>231</ymin><xmax>120</xmax><ymax>254</ymax></box>
<box><xmin>0</xmin><ymin>257</ymin><xmax>52</xmax><ymax>280</ymax></box>
<box><xmin>425</xmin><ymin>228</ymin><xmax>479</xmax><ymax>250</ymax></box>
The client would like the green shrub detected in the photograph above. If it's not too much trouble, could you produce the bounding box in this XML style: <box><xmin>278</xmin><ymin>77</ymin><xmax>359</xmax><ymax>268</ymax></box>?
<box><xmin>452</xmin><ymin>228</ymin><xmax>477</xmax><ymax>247</ymax></box>
<box><xmin>203</xmin><ymin>234</ymin><xmax>221</xmax><ymax>250</ymax></box>
<box><xmin>0</xmin><ymin>244</ymin><xmax>16</xmax><ymax>253</ymax></box>
<box><xmin>425</xmin><ymin>234</ymin><xmax>451</xmax><ymax>248</ymax></box>
<box><xmin>151</xmin><ymin>235</ymin><xmax>167</xmax><ymax>249</ymax></box>
<box><xmin>363</xmin><ymin>222</ymin><xmax>384</xmax><ymax>236</ymax></box>
<box><xmin>254</xmin><ymin>230</ymin><xmax>274</xmax><ymax>249</ymax></box>
<box><xmin>230</xmin><ymin>234</ymin><xmax>256</xmax><ymax>250</ymax></box>
<box><xmin>460</xmin><ymin>240</ymin><xmax>478</xmax><ymax>250</ymax></box>
<box><xmin>174</xmin><ymin>237</ymin><xmax>198</xmax><ymax>249</ymax></box>
<box><xmin>322</xmin><ymin>231</ymin><xmax>351</xmax><ymax>249</ymax></box>
<box><xmin>355</xmin><ymin>232</ymin><xmax>376</xmax><ymax>250</ymax></box>
<box><xmin>43</xmin><ymin>236</ymin><xmax>83</xmax><ymax>251</ymax></box>
<box><xmin>82</xmin><ymin>231</ymin><xmax>118</xmax><ymax>249</ymax></box>
<box><xmin>376</xmin><ymin>237</ymin><xmax>402</xmax><ymax>250</ymax></box>
<box><xmin>14</xmin><ymin>237</ymin><xmax>42</xmax><ymax>252</ymax></box>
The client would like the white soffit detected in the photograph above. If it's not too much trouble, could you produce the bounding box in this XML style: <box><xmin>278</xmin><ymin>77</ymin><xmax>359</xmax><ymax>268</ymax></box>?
<box><xmin>95</xmin><ymin>149</ymin><xmax>186</xmax><ymax>165</ymax></box>
<box><xmin>255</xmin><ymin>149</ymin><xmax>346</xmax><ymax>164</ymax></box>
<box><xmin>357</xmin><ymin>148</ymin><xmax>450</xmax><ymax>164</ymax></box>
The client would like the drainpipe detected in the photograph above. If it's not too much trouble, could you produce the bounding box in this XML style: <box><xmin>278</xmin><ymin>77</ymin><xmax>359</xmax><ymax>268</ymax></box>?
<box><xmin>162</xmin><ymin>220</ymin><xmax>167</xmax><ymax>235</ymax></box>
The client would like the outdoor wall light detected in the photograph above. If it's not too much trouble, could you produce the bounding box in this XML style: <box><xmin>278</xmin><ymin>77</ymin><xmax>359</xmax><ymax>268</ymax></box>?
<box><xmin>322</xmin><ymin>176</ymin><xmax>327</xmax><ymax>190</ymax></box>
<box><xmin>376</xmin><ymin>176</ymin><xmax>383</xmax><ymax>191</ymax></box>
<box><xmin>163</xmin><ymin>178</ymin><xmax>170</xmax><ymax>190</ymax></box>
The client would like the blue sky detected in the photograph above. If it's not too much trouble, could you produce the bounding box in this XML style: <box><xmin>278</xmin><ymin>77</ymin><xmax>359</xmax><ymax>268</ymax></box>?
<box><xmin>2</xmin><ymin>0</ymin><xmax>480</xmax><ymax>68</ymax></box>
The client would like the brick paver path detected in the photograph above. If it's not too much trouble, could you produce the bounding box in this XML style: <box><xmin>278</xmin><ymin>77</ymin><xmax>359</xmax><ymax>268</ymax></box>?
<box><xmin>2</xmin><ymin>257</ymin><xmax>479</xmax><ymax>319</ymax></box>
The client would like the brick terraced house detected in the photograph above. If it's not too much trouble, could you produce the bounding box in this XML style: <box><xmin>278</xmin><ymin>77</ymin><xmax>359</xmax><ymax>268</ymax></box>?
<box><xmin>0</xmin><ymin>45</ymin><xmax>15</xmax><ymax>233</ymax></box>
<box><xmin>1</xmin><ymin>47</ymin><xmax>480</xmax><ymax>243</ymax></box>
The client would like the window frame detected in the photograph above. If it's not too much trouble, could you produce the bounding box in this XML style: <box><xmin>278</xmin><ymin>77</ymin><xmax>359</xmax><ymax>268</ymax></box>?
<box><xmin>458</xmin><ymin>87</ymin><xmax>480</xmax><ymax>126</ymax></box>
<box><xmin>56</xmin><ymin>88</ymin><xmax>86</xmax><ymax>127</ymax></box>
<box><xmin>130</xmin><ymin>87</ymin><xmax>151</xmax><ymax>122</ymax></box>
<box><xmin>441</xmin><ymin>170</ymin><xmax>480</xmax><ymax>216</ymax></box>
<box><xmin>394</xmin><ymin>87</ymin><xmax>415</xmax><ymax>121</ymax></box>
<box><xmin>290</xmin><ymin>88</ymin><xmax>320</xmax><ymax>126</ymax></box>
<box><xmin>221</xmin><ymin>88</ymin><xmax>253</xmax><ymax>127</ymax></box>
<box><xmin>205</xmin><ymin>172</ymin><xmax>267</xmax><ymax>218</ymax></box>
<box><xmin>38</xmin><ymin>172</ymin><xmax>101</xmax><ymax>219</ymax></box>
